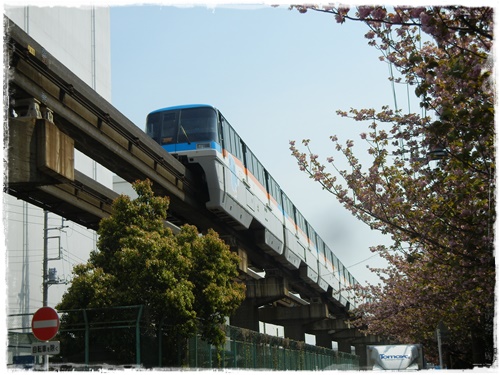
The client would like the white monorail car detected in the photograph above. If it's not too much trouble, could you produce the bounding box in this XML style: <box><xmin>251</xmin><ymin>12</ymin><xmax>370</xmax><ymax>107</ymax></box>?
<box><xmin>145</xmin><ymin>104</ymin><xmax>362</xmax><ymax>308</ymax></box>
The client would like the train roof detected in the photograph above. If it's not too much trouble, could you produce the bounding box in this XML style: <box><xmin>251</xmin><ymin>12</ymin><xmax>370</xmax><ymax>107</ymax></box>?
<box><xmin>148</xmin><ymin>104</ymin><xmax>216</xmax><ymax>115</ymax></box>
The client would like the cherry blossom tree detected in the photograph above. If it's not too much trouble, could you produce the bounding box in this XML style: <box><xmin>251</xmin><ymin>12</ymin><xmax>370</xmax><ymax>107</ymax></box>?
<box><xmin>289</xmin><ymin>5</ymin><xmax>494</xmax><ymax>367</ymax></box>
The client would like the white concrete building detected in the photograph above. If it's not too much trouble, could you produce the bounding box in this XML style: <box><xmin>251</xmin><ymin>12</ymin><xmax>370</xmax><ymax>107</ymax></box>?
<box><xmin>4</xmin><ymin>6</ymin><xmax>112</xmax><ymax>320</ymax></box>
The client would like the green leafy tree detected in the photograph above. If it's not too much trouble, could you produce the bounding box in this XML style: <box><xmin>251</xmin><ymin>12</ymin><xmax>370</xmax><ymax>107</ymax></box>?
<box><xmin>178</xmin><ymin>225</ymin><xmax>246</xmax><ymax>361</ymax></box>
<box><xmin>289</xmin><ymin>5</ymin><xmax>494</xmax><ymax>367</ymax></box>
<box><xmin>57</xmin><ymin>179</ymin><xmax>245</xmax><ymax>365</ymax></box>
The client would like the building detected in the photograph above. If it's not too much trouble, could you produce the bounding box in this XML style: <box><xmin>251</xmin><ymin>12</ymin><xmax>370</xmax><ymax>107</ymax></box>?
<box><xmin>4</xmin><ymin>6</ymin><xmax>112</xmax><ymax>319</ymax></box>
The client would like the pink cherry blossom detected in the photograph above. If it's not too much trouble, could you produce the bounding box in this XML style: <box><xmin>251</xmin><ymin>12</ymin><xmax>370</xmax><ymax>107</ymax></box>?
<box><xmin>290</xmin><ymin>4</ymin><xmax>494</xmax><ymax>367</ymax></box>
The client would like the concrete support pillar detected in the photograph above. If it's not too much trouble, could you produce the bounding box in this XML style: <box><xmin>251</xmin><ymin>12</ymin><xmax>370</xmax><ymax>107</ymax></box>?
<box><xmin>315</xmin><ymin>333</ymin><xmax>333</xmax><ymax>349</ymax></box>
<box><xmin>338</xmin><ymin>340</ymin><xmax>352</xmax><ymax>354</ymax></box>
<box><xmin>230</xmin><ymin>299</ymin><xmax>260</xmax><ymax>332</ymax></box>
<box><xmin>283</xmin><ymin>324</ymin><xmax>306</xmax><ymax>342</ymax></box>
<box><xmin>259</xmin><ymin>303</ymin><xmax>329</xmax><ymax>343</ymax></box>
<box><xmin>230</xmin><ymin>274</ymin><xmax>291</xmax><ymax>332</ymax></box>
<box><xmin>354</xmin><ymin>344</ymin><xmax>368</xmax><ymax>370</ymax></box>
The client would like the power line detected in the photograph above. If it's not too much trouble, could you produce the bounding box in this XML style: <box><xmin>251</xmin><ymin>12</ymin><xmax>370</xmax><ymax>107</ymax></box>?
<box><xmin>346</xmin><ymin>253</ymin><xmax>380</xmax><ymax>269</ymax></box>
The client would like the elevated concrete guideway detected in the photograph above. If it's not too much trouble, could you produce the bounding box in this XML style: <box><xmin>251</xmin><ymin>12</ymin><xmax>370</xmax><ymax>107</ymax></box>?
<box><xmin>4</xmin><ymin>16</ymin><xmax>386</xmax><ymax>366</ymax></box>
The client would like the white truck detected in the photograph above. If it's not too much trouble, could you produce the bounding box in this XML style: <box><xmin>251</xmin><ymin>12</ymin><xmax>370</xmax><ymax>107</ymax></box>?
<box><xmin>366</xmin><ymin>344</ymin><xmax>425</xmax><ymax>370</ymax></box>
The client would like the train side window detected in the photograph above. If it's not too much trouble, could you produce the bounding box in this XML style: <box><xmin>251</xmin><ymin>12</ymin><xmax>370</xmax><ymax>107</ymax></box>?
<box><xmin>350</xmin><ymin>273</ymin><xmax>358</xmax><ymax>287</ymax></box>
<box><xmin>342</xmin><ymin>265</ymin><xmax>351</xmax><ymax>286</ymax></box>
<box><xmin>253</xmin><ymin>155</ymin><xmax>266</xmax><ymax>187</ymax></box>
<box><xmin>241</xmin><ymin>143</ymin><xmax>249</xmax><ymax>174</ymax></box>
<box><xmin>282</xmin><ymin>192</ymin><xmax>293</xmax><ymax>219</ymax></box>
<box><xmin>274</xmin><ymin>179</ymin><xmax>282</xmax><ymax>207</ymax></box>
<box><xmin>307</xmin><ymin>223</ymin><xmax>316</xmax><ymax>248</ymax></box>
<box><xmin>332</xmin><ymin>254</ymin><xmax>339</xmax><ymax>277</ymax></box>
<box><xmin>229</xmin><ymin>127</ymin><xmax>236</xmax><ymax>156</ymax></box>
<box><xmin>227</xmin><ymin>127</ymin><xmax>234</xmax><ymax>155</ymax></box>
<box><xmin>326</xmin><ymin>245</ymin><xmax>333</xmax><ymax>264</ymax></box>
<box><xmin>229</xmin><ymin>126</ymin><xmax>243</xmax><ymax>161</ymax></box>
<box><xmin>145</xmin><ymin>113</ymin><xmax>161</xmax><ymax>144</ymax></box>
<box><xmin>266</xmin><ymin>172</ymin><xmax>282</xmax><ymax>207</ymax></box>
<box><xmin>245</xmin><ymin>146</ymin><xmax>255</xmax><ymax>178</ymax></box>
<box><xmin>229</xmin><ymin>126</ymin><xmax>237</xmax><ymax>158</ymax></box>
<box><xmin>294</xmin><ymin>208</ymin><xmax>307</xmax><ymax>235</ymax></box>
<box><xmin>221</xmin><ymin>116</ymin><xmax>241</xmax><ymax>160</ymax></box>
<box><xmin>217</xmin><ymin>115</ymin><xmax>224</xmax><ymax>146</ymax></box>
<box><xmin>347</xmin><ymin>272</ymin><xmax>354</xmax><ymax>287</ymax></box>
<box><xmin>317</xmin><ymin>236</ymin><xmax>325</xmax><ymax>258</ymax></box>
<box><xmin>221</xmin><ymin>116</ymin><xmax>230</xmax><ymax>153</ymax></box>
<box><xmin>351</xmin><ymin>274</ymin><xmax>356</xmax><ymax>287</ymax></box>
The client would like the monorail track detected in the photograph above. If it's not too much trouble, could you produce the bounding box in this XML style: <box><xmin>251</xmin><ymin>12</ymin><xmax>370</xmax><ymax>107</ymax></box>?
<box><xmin>5</xmin><ymin>16</ymin><xmax>204</xmax><ymax>227</ymax></box>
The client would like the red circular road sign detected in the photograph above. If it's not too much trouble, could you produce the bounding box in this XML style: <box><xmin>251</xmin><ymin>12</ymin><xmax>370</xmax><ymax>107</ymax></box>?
<box><xmin>31</xmin><ymin>307</ymin><xmax>60</xmax><ymax>341</ymax></box>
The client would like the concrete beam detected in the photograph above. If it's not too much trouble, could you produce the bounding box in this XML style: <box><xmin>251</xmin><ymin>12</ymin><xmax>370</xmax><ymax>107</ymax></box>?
<box><xmin>230</xmin><ymin>275</ymin><xmax>294</xmax><ymax>331</ymax></box>
<box><xmin>36</xmin><ymin>118</ymin><xmax>75</xmax><ymax>182</ymax></box>
<box><xmin>305</xmin><ymin>318</ymin><xmax>351</xmax><ymax>333</ymax></box>
<box><xmin>245</xmin><ymin>276</ymin><xmax>291</xmax><ymax>306</ymax></box>
<box><xmin>7</xmin><ymin>117</ymin><xmax>57</xmax><ymax>187</ymax></box>
<box><xmin>259</xmin><ymin>303</ymin><xmax>329</xmax><ymax>325</ymax></box>
<box><xmin>330</xmin><ymin>329</ymin><xmax>382</xmax><ymax>345</ymax></box>
<box><xmin>306</xmin><ymin>318</ymin><xmax>382</xmax><ymax>344</ymax></box>
<box><xmin>348</xmin><ymin>334</ymin><xmax>384</xmax><ymax>345</ymax></box>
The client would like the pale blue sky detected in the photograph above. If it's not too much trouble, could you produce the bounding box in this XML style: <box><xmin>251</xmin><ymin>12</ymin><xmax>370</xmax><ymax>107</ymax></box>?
<box><xmin>110</xmin><ymin>4</ymin><xmax>416</xmax><ymax>286</ymax></box>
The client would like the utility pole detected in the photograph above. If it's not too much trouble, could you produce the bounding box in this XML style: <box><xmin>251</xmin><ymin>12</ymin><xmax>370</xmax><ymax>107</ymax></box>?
<box><xmin>42</xmin><ymin>210</ymin><xmax>49</xmax><ymax>371</ymax></box>
<box><xmin>42</xmin><ymin>210</ymin><xmax>49</xmax><ymax>307</ymax></box>
<box><xmin>42</xmin><ymin>211</ymin><xmax>68</xmax><ymax>307</ymax></box>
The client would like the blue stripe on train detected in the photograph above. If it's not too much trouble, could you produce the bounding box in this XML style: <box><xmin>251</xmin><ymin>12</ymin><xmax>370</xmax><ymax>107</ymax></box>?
<box><xmin>163</xmin><ymin>141</ymin><xmax>222</xmax><ymax>153</ymax></box>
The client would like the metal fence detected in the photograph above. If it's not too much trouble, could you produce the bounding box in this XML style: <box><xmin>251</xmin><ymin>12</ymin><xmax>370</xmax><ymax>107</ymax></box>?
<box><xmin>7</xmin><ymin>306</ymin><xmax>359</xmax><ymax>370</ymax></box>
<box><xmin>190</xmin><ymin>326</ymin><xmax>359</xmax><ymax>370</ymax></box>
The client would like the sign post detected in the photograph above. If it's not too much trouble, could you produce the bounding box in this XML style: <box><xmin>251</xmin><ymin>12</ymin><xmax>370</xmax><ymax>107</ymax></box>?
<box><xmin>32</xmin><ymin>307</ymin><xmax>60</xmax><ymax>370</ymax></box>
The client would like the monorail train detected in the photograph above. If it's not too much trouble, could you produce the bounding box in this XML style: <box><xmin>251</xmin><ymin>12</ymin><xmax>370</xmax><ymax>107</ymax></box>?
<box><xmin>146</xmin><ymin>104</ymin><xmax>361</xmax><ymax>309</ymax></box>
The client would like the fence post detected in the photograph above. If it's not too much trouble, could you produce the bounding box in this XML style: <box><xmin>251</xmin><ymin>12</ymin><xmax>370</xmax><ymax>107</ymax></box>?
<box><xmin>209</xmin><ymin>342</ymin><xmax>213</xmax><ymax>368</ymax></box>
<box><xmin>83</xmin><ymin>309</ymin><xmax>89</xmax><ymax>366</ymax></box>
<box><xmin>253</xmin><ymin>340</ymin><xmax>257</xmax><ymax>369</ymax></box>
<box><xmin>232</xmin><ymin>335</ymin><xmax>236</xmax><ymax>368</ymax></box>
<box><xmin>158</xmin><ymin>317</ymin><xmax>164</xmax><ymax>368</ymax></box>
<box><xmin>136</xmin><ymin>305</ymin><xmax>143</xmax><ymax>366</ymax></box>
<box><xmin>194</xmin><ymin>334</ymin><xmax>198</xmax><ymax>368</ymax></box>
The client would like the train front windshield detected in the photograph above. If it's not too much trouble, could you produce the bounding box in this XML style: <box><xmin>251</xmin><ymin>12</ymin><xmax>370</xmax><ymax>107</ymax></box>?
<box><xmin>146</xmin><ymin>107</ymin><xmax>218</xmax><ymax>147</ymax></box>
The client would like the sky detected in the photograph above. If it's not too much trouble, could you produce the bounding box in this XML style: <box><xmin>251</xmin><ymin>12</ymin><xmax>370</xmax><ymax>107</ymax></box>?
<box><xmin>109</xmin><ymin>3</ymin><xmax>419</xmax><ymax>287</ymax></box>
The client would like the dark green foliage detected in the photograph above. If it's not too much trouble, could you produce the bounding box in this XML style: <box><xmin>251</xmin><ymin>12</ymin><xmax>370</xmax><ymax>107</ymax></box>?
<box><xmin>57</xmin><ymin>179</ymin><xmax>245</xmax><ymax>364</ymax></box>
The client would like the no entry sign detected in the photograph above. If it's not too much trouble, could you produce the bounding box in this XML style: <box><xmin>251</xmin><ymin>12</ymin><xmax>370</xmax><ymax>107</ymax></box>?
<box><xmin>31</xmin><ymin>307</ymin><xmax>60</xmax><ymax>341</ymax></box>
